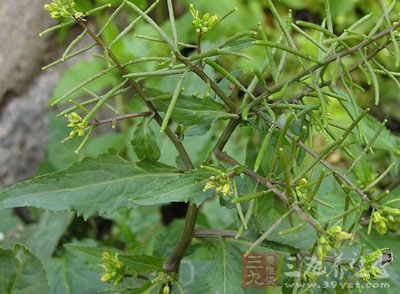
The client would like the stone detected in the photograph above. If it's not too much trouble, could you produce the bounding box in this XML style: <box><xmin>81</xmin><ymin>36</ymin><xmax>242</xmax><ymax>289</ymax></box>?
<box><xmin>0</xmin><ymin>69</ymin><xmax>61</xmax><ymax>187</ymax></box>
<box><xmin>0</xmin><ymin>0</ymin><xmax>51</xmax><ymax>101</ymax></box>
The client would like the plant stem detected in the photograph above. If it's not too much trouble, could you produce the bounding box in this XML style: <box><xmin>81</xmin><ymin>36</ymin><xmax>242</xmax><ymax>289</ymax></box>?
<box><xmin>164</xmin><ymin>205</ymin><xmax>198</xmax><ymax>272</ymax></box>
<box><xmin>76</xmin><ymin>18</ymin><xmax>198</xmax><ymax>274</ymax></box>
<box><xmin>250</xmin><ymin>22</ymin><xmax>400</xmax><ymax>108</ymax></box>
<box><xmin>75</xmin><ymin>18</ymin><xmax>193</xmax><ymax>171</ymax></box>
<box><xmin>214</xmin><ymin>150</ymin><xmax>322</xmax><ymax>233</ymax></box>
<box><xmin>90</xmin><ymin>111</ymin><xmax>152</xmax><ymax>126</ymax></box>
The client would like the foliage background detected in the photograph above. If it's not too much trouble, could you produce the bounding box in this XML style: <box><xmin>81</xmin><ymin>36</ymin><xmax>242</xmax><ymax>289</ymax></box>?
<box><xmin>0</xmin><ymin>0</ymin><xmax>400</xmax><ymax>293</ymax></box>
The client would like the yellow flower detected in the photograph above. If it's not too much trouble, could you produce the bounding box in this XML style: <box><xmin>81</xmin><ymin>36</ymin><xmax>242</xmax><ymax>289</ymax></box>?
<box><xmin>316</xmin><ymin>226</ymin><xmax>352</xmax><ymax>260</ymax></box>
<box><xmin>65</xmin><ymin>112</ymin><xmax>88</xmax><ymax>138</ymax></box>
<box><xmin>203</xmin><ymin>172</ymin><xmax>233</xmax><ymax>196</ymax></box>
<box><xmin>100</xmin><ymin>252</ymin><xmax>125</xmax><ymax>285</ymax></box>
<box><xmin>189</xmin><ymin>4</ymin><xmax>219</xmax><ymax>34</ymax></box>
<box><xmin>44</xmin><ymin>0</ymin><xmax>80</xmax><ymax>19</ymax></box>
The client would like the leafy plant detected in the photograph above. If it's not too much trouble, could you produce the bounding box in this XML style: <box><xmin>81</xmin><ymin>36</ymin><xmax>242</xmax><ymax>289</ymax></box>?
<box><xmin>1</xmin><ymin>0</ymin><xmax>400</xmax><ymax>292</ymax></box>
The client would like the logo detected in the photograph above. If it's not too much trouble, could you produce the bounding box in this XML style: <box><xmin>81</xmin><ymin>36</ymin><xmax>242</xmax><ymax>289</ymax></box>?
<box><xmin>242</xmin><ymin>253</ymin><xmax>279</xmax><ymax>288</ymax></box>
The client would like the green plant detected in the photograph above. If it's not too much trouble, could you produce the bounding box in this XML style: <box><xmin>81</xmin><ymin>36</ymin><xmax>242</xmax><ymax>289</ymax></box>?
<box><xmin>1</xmin><ymin>0</ymin><xmax>400</xmax><ymax>292</ymax></box>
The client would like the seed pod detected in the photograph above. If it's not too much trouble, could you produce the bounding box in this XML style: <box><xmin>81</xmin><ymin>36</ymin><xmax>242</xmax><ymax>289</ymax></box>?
<box><xmin>268</xmin><ymin>83</ymin><xmax>288</xmax><ymax>102</ymax></box>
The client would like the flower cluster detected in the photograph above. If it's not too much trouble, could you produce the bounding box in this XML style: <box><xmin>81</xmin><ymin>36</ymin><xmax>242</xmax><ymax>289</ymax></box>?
<box><xmin>189</xmin><ymin>4</ymin><xmax>219</xmax><ymax>34</ymax></box>
<box><xmin>356</xmin><ymin>249</ymin><xmax>385</xmax><ymax>281</ymax></box>
<box><xmin>372</xmin><ymin>206</ymin><xmax>400</xmax><ymax>235</ymax></box>
<box><xmin>203</xmin><ymin>172</ymin><xmax>233</xmax><ymax>196</ymax></box>
<box><xmin>44</xmin><ymin>0</ymin><xmax>81</xmax><ymax>19</ymax></box>
<box><xmin>317</xmin><ymin>226</ymin><xmax>352</xmax><ymax>260</ymax></box>
<box><xmin>65</xmin><ymin>112</ymin><xmax>88</xmax><ymax>138</ymax></box>
<box><xmin>100</xmin><ymin>252</ymin><xmax>125</xmax><ymax>285</ymax></box>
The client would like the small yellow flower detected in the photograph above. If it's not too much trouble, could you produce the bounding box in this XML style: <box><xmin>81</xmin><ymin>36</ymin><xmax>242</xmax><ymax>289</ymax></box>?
<box><xmin>189</xmin><ymin>4</ymin><xmax>219</xmax><ymax>34</ymax></box>
<box><xmin>316</xmin><ymin>226</ymin><xmax>352</xmax><ymax>260</ymax></box>
<box><xmin>356</xmin><ymin>249</ymin><xmax>385</xmax><ymax>281</ymax></box>
<box><xmin>203</xmin><ymin>172</ymin><xmax>233</xmax><ymax>196</ymax></box>
<box><xmin>65</xmin><ymin>112</ymin><xmax>88</xmax><ymax>138</ymax></box>
<box><xmin>100</xmin><ymin>252</ymin><xmax>125</xmax><ymax>285</ymax></box>
<box><xmin>372</xmin><ymin>207</ymin><xmax>400</xmax><ymax>235</ymax></box>
<box><xmin>44</xmin><ymin>0</ymin><xmax>81</xmax><ymax>19</ymax></box>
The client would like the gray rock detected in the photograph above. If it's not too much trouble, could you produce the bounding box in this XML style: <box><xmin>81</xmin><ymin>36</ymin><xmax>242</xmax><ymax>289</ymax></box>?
<box><xmin>0</xmin><ymin>0</ymin><xmax>51</xmax><ymax>101</ymax></box>
<box><xmin>0</xmin><ymin>29</ymin><xmax>96</xmax><ymax>188</ymax></box>
<box><xmin>0</xmin><ymin>69</ymin><xmax>61</xmax><ymax>187</ymax></box>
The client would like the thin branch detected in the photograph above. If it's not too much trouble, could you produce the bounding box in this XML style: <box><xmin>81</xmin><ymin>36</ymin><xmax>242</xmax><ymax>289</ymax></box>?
<box><xmin>250</xmin><ymin>22</ymin><xmax>400</xmax><ymax>108</ymax></box>
<box><xmin>214</xmin><ymin>150</ymin><xmax>323</xmax><ymax>233</ymax></box>
<box><xmin>90</xmin><ymin>111</ymin><xmax>152</xmax><ymax>126</ymax></box>
<box><xmin>75</xmin><ymin>18</ymin><xmax>193</xmax><ymax>171</ymax></box>
<box><xmin>254</xmin><ymin>108</ymin><xmax>373</xmax><ymax>205</ymax></box>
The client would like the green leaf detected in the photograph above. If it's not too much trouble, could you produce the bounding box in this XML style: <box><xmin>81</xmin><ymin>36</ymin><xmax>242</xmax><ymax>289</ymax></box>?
<box><xmin>118</xmin><ymin>255</ymin><xmax>163</xmax><ymax>273</ymax></box>
<box><xmin>0</xmin><ymin>211</ymin><xmax>73</xmax><ymax>260</ymax></box>
<box><xmin>362</xmin><ymin>115</ymin><xmax>400</xmax><ymax>156</ymax></box>
<box><xmin>205</xmin><ymin>238</ymin><xmax>244</xmax><ymax>294</ymax></box>
<box><xmin>41</xmin><ymin>114</ymin><xmax>126</xmax><ymax>172</ymax></box>
<box><xmin>130</xmin><ymin>169</ymin><xmax>214</xmax><ymax>206</ymax></box>
<box><xmin>64</xmin><ymin>244</ymin><xmax>103</xmax><ymax>270</ymax></box>
<box><xmin>148</xmin><ymin>89</ymin><xmax>237</xmax><ymax>136</ymax></box>
<box><xmin>0</xmin><ymin>244</ymin><xmax>49</xmax><ymax>294</ymax></box>
<box><xmin>132</xmin><ymin>117</ymin><xmax>161</xmax><ymax>161</ymax></box>
<box><xmin>66</xmin><ymin>244</ymin><xmax>163</xmax><ymax>273</ymax></box>
<box><xmin>0</xmin><ymin>155</ymin><xmax>179</xmax><ymax>219</ymax></box>
<box><xmin>43</xmin><ymin>114</ymin><xmax>80</xmax><ymax>171</ymax></box>
<box><xmin>50</xmin><ymin>59</ymin><xmax>118</xmax><ymax>104</ymax></box>
<box><xmin>44</xmin><ymin>253</ymin><xmax>106</xmax><ymax>294</ymax></box>
<box><xmin>0</xmin><ymin>209</ymin><xmax>23</xmax><ymax>234</ymax></box>
<box><xmin>253</xmin><ymin>196</ymin><xmax>318</xmax><ymax>250</ymax></box>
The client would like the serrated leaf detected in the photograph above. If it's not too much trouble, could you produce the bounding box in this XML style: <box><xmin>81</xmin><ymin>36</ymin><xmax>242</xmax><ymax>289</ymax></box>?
<box><xmin>0</xmin><ymin>155</ymin><xmax>180</xmax><ymax>219</ymax></box>
<box><xmin>44</xmin><ymin>253</ymin><xmax>106</xmax><ymax>294</ymax></box>
<box><xmin>0</xmin><ymin>244</ymin><xmax>49</xmax><ymax>294</ymax></box>
<box><xmin>132</xmin><ymin>117</ymin><xmax>161</xmax><ymax>161</ymax></box>
<box><xmin>130</xmin><ymin>169</ymin><xmax>214</xmax><ymax>206</ymax></box>
<box><xmin>65</xmin><ymin>244</ymin><xmax>163</xmax><ymax>273</ymax></box>
<box><xmin>148</xmin><ymin>89</ymin><xmax>237</xmax><ymax>136</ymax></box>
<box><xmin>64</xmin><ymin>244</ymin><xmax>103</xmax><ymax>270</ymax></box>
<box><xmin>205</xmin><ymin>238</ymin><xmax>244</xmax><ymax>294</ymax></box>
<box><xmin>0</xmin><ymin>211</ymin><xmax>73</xmax><ymax>260</ymax></box>
<box><xmin>118</xmin><ymin>255</ymin><xmax>163</xmax><ymax>273</ymax></box>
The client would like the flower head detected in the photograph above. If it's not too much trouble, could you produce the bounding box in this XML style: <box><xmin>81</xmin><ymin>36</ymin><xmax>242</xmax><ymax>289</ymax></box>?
<box><xmin>317</xmin><ymin>226</ymin><xmax>352</xmax><ymax>260</ymax></box>
<box><xmin>356</xmin><ymin>249</ymin><xmax>386</xmax><ymax>281</ymax></box>
<box><xmin>65</xmin><ymin>112</ymin><xmax>88</xmax><ymax>138</ymax></box>
<box><xmin>189</xmin><ymin>4</ymin><xmax>219</xmax><ymax>34</ymax></box>
<box><xmin>100</xmin><ymin>252</ymin><xmax>125</xmax><ymax>285</ymax></box>
<box><xmin>44</xmin><ymin>0</ymin><xmax>81</xmax><ymax>19</ymax></box>
<box><xmin>372</xmin><ymin>207</ymin><xmax>400</xmax><ymax>235</ymax></box>
<box><xmin>203</xmin><ymin>171</ymin><xmax>233</xmax><ymax>197</ymax></box>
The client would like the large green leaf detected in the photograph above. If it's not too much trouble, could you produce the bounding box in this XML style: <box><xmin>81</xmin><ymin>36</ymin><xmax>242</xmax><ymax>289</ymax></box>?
<box><xmin>65</xmin><ymin>244</ymin><xmax>163</xmax><ymax>273</ymax></box>
<box><xmin>205</xmin><ymin>238</ymin><xmax>244</xmax><ymax>294</ymax></box>
<box><xmin>0</xmin><ymin>244</ymin><xmax>49</xmax><ymax>294</ymax></box>
<box><xmin>148</xmin><ymin>89</ymin><xmax>238</xmax><ymax>136</ymax></box>
<box><xmin>0</xmin><ymin>155</ymin><xmax>179</xmax><ymax>219</ymax></box>
<box><xmin>131</xmin><ymin>117</ymin><xmax>161</xmax><ymax>161</ymax></box>
<box><xmin>0</xmin><ymin>211</ymin><xmax>73</xmax><ymax>260</ymax></box>
<box><xmin>44</xmin><ymin>253</ymin><xmax>106</xmax><ymax>294</ymax></box>
<box><xmin>119</xmin><ymin>255</ymin><xmax>163</xmax><ymax>273</ymax></box>
<box><xmin>130</xmin><ymin>169</ymin><xmax>214</xmax><ymax>206</ymax></box>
